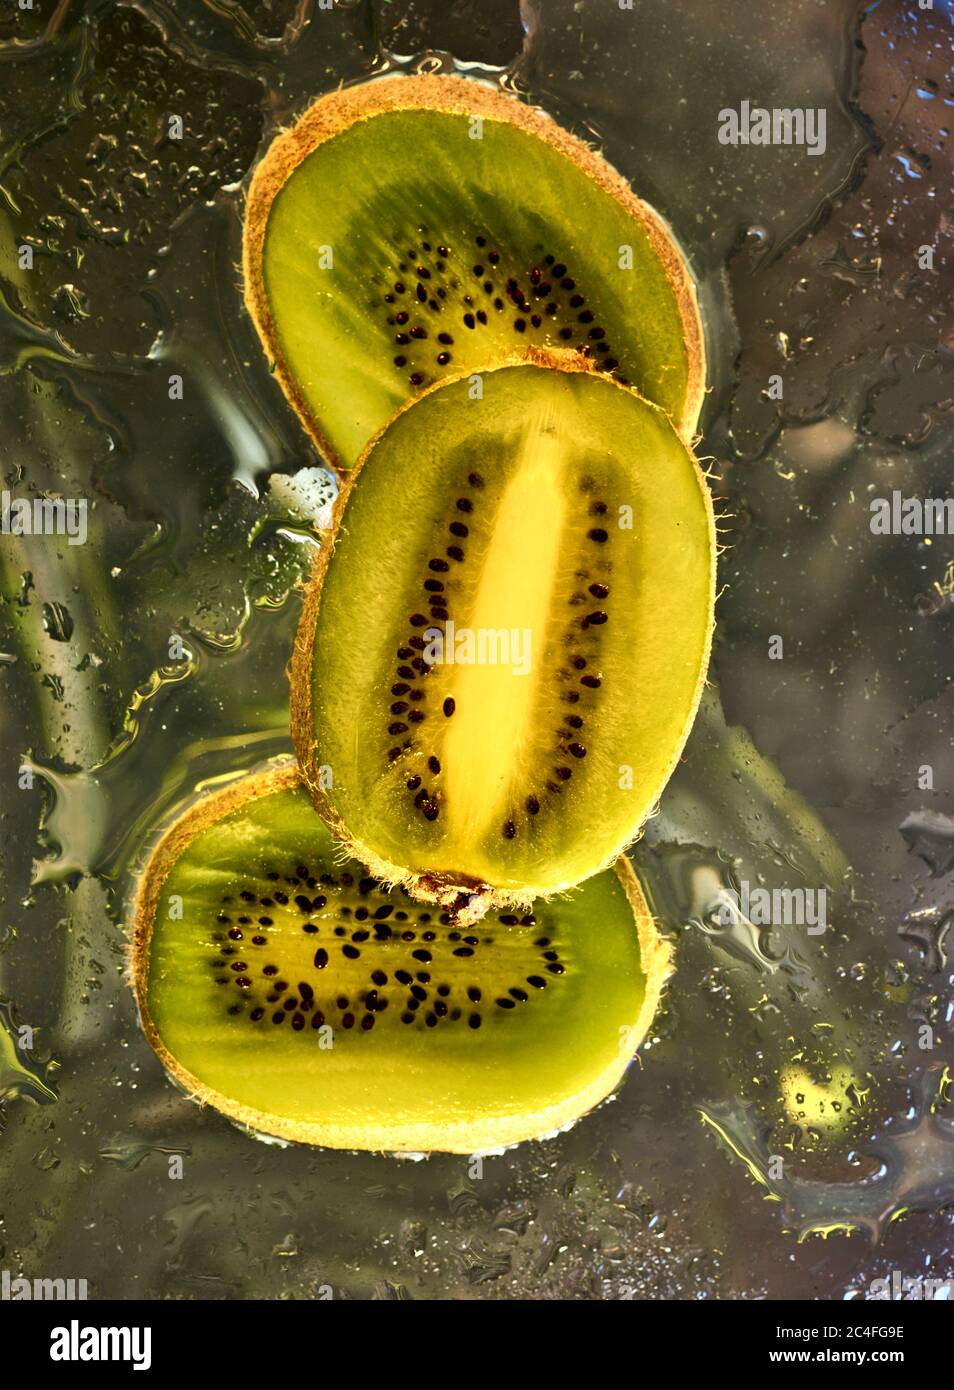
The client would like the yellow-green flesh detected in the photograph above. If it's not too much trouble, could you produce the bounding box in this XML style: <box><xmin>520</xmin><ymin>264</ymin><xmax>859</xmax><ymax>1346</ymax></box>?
<box><xmin>263</xmin><ymin>107</ymin><xmax>696</xmax><ymax>463</ymax></box>
<box><xmin>304</xmin><ymin>365</ymin><xmax>714</xmax><ymax>898</ymax></box>
<box><xmin>142</xmin><ymin>778</ymin><xmax>652</xmax><ymax>1151</ymax></box>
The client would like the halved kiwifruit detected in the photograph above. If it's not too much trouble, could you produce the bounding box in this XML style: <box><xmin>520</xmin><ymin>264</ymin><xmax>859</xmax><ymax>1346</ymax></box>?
<box><xmin>243</xmin><ymin>73</ymin><xmax>704</xmax><ymax>469</ymax></box>
<box><xmin>131</xmin><ymin>765</ymin><xmax>671</xmax><ymax>1153</ymax></box>
<box><xmin>291</xmin><ymin>356</ymin><xmax>715</xmax><ymax>911</ymax></box>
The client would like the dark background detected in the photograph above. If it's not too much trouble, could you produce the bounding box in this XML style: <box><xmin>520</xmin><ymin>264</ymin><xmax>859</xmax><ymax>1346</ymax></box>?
<box><xmin>0</xmin><ymin>0</ymin><xmax>952</xmax><ymax>1299</ymax></box>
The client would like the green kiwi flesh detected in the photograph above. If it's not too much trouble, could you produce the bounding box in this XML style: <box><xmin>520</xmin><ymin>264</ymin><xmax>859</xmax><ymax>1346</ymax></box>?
<box><xmin>132</xmin><ymin>766</ymin><xmax>670</xmax><ymax>1153</ymax></box>
<box><xmin>291</xmin><ymin>359</ymin><xmax>715</xmax><ymax>909</ymax></box>
<box><xmin>243</xmin><ymin>74</ymin><xmax>704</xmax><ymax>469</ymax></box>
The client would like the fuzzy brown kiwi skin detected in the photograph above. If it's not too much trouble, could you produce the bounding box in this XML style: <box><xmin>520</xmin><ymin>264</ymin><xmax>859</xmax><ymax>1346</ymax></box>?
<box><xmin>289</xmin><ymin>350</ymin><xmax>717</xmax><ymax>919</ymax></box>
<box><xmin>128</xmin><ymin>763</ymin><xmax>299</xmax><ymax>1122</ymax></box>
<box><xmin>129</xmin><ymin>761</ymin><xmax>674</xmax><ymax>1151</ymax></box>
<box><xmin>243</xmin><ymin>72</ymin><xmax>706</xmax><ymax>472</ymax></box>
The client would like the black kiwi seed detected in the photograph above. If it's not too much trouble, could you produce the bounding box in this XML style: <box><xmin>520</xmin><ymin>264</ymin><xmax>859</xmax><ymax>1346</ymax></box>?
<box><xmin>526</xmin><ymin>795</ymin><xmax>540</xmax><ymax>814</ymax></box>
<box><xmin>568</xmin><ymin>742</ymin><xmax>587</xmax><ymax>758</ymax></box>
<box><xmin>469</xmin><ymin>1014</ymin><xmax>481</xmax><ymax>1029</ymax></box>
<box><xmin>587</xmin><ymin>528</ymin><xmax>609</xmax><ymax>543</ymax></box>
<box><xmin>428</xmin><ymin>756</ymin><xmax>441</xmax><ymax>774</ymax></box>
<box><xmin>502</xmin><ymin>820</ymin><xmax>516</xmax><ymax>839</ymax></box>
<box><xmin>314</xmin><ymin>948</ymin><xmax>329</xmax><ymax>969</ymax></box>
<box><xmin>585</xmin><ymin>611</ymin><xmax>608</xmax><ymax>626</ymax></box>
<box><xmin>442</xmin><ymin>697</ymin><xmax>455</xmax><ymax>717</ymax></box>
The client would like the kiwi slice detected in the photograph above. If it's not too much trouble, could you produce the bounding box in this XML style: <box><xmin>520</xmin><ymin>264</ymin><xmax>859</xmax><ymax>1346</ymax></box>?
<box><xmin>243</xmin><ymin>73</ymin><xmax>704</xmax><ymax>469</ymax></box>
<box><xmin>131</xmin><ymin>766</ymin><xmax>670</xmax><ymax>1153</ymax></box>
<box><xmin>291</xmin><ymin>357</ymin><xmax>715</xmax><ymax>909</ymax></box>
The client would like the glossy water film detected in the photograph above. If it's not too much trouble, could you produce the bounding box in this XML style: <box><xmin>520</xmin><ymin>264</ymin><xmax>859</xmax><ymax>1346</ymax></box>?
<box><xmin>0</xmin><ymin>0</ymin><xmax>952</xmax><ymax>1300</ymax></box>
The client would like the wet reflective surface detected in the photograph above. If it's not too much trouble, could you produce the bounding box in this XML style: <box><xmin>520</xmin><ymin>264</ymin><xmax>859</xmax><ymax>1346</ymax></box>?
<box><xmin>0</xmin><ymin>0</ymin><xmax>952</xmax><ymax>1298</ymax></box>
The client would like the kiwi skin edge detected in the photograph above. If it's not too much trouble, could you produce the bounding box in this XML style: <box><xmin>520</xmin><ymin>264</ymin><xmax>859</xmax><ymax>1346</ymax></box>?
<box><xmin>242</xmin><ymin>72</ymin><xmax>706</xmax><ymax>472</ymax></box>
<box><xmin>289</xmin><ymin>349</ymin><xmax>717</xmax><ymax>919</ymax></box>
<box><xmin>129</xmin><ymin>761</ymin><xmax>673</xmax><ymax>1153</ymax></box>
